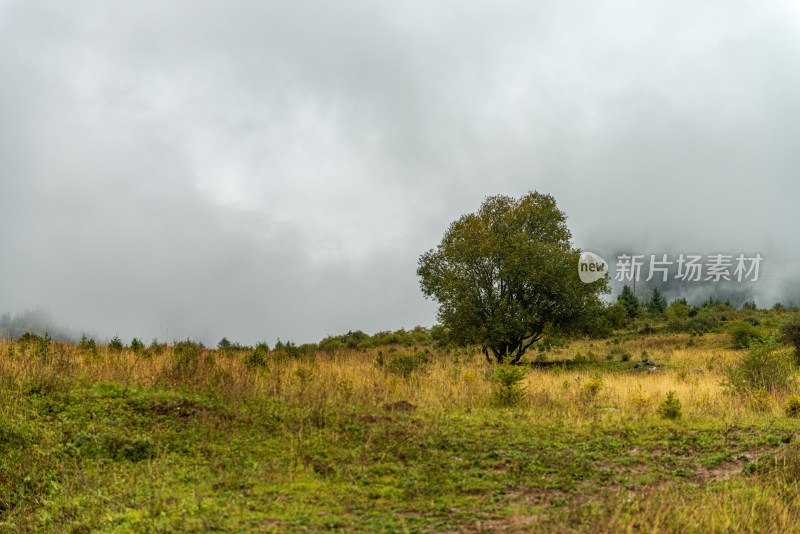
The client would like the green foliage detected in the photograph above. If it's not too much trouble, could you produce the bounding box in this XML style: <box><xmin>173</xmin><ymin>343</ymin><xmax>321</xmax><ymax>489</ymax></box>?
<box><xmin>79</xmin><ymin>334</ymin><xmax>98</xmax><ymax>357</ymax></box>
<box><xmin>638</xmin><ymin>323</ymin><xmax>656</xmax><ymax>335</ymax></box>
<box><xmin>617</xmin><ymin>285</ymin><xmax>639</xmax><ymax>318</ymax></box>
<box><xmin>750</xmin><ymin>389</ymin><xmax>773</xmax><ymax>413</ymax></box>
<box><xmin>667</xmin><ymin>299</ymin><xmax>690</xmax><ymax>320</ymax></box>
<box><xmin>169</xmin><ymin>339</ymin><xmax>205</xmax><ymax>380</ymax></box>
<box><xmin>779</xmin><ymin>314</ymin><xmax>800</xmax><ymax>364</ymax></box>
<box><xmin>666</xmin><ymin>316</ymin><xmax>718</xmax><ymax>335</ymax></box>
<box><xmin>417</xmin><ymin>192</ymin><xmax>609</xmax><ymax>364</ymax></box>
<box><xmin>492</xmin><ymin>362</ymin><xmax>528</xmax><ymax>407</ymax></box>
<box><xmin>386</xmin><ymin>350</ymin><xmax>431</xmax><ymax>378</ymax></box>
<box><xmin>21</xmin><ymin>331</ymin><xmax>52</xmax><ymax>361</ymax></box>
<box><xmin>216</xmin><ymin>337</ymin><xmax>251</xmax><ymax>353</ymax></box>
<box><xmin>723</xmin><ymin>336</ymin><xmax>796</xmax><ymax>396</ymax></box>
<box><xmin>702</xmin><ymin>295</ymin><xmax>731</xmax><ymax>310</ymax></box>
<box><xmin>580</xmin><ymin>312</ymin><xmax>614</xmax><ymax>339</ymax></box>
<box><xmin>782</xmin><ymin>394</ymin><xmax>800</xmax><ymax>417</ymax></box>
<box><xmin>729</xmin><ymin>321</ymin><xmax>764</xmax><ymax>349</ymax></box>
<box><xmin>109</xmin><ymin>335</ymin><xmax>124</xmax><ymax>353</ymax></box>
<box><xmin>336</xmin><ymin>330</ymin><xmax>371</xmax><ymax>348</ymax></box>
<box><xmin>646</xmin><ymin>286</ymin><xmax>667</xmax><ymax>314</ymax></box>
<box><xmin>244</xmin><ymin>344</ymin><xmax>269</xmax><ymax>368</ymax></box>
<box><xmin>318</xmin><ymin>337</ymin><xmax>344</xmax><ymax>351</ymax></box>
<box><xmin>149</xmin><ymin>338</ymin><xmax>165</xmax><ymax>355</ymax></box>
<box><xmin>603</xmin><ymin>303</ymin><xmax>629</xmax><ymax>329</ymax></box>
<box><xmin>130</xmin><ymin>337</ymin><xmax>145</xmax><ymax>353</ymax></box>
<box><xmin>579</xmin><ymin>376</ymin><xmax>603</xmax><ymax>402</ymax></box>
<box><xmin>274</xmin><ymin>339</ymin><xmax>302</xmax><ymax>359</ymax></box>
<box><xmin>742</xmin><ymin>300</ymin><xmax>758</xmax><ymax>311</ymax></box>
<box><xmin>657</xmin><ymin>391</ymin><xmax>682</xmax><ymax>420</ymax></box>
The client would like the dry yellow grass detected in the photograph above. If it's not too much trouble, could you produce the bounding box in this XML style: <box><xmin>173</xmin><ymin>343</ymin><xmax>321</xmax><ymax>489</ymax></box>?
<box><xmin>1</xmin><ymin>330</ymin><xmax>790</xmax><ymax>422</ymax></box>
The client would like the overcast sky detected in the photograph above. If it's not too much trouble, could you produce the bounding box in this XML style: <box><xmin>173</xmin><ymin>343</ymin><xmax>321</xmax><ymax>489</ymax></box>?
<box><xmin>2</xmin><ymin>1</ymin><xmax>799</xmax><ymax>345</ymax></box>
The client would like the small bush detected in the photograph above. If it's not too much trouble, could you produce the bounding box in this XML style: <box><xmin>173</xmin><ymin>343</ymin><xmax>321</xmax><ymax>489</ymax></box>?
<box><xmin>639</xmin><ymin>323</ymin><xmax>656</xmax><ymax>335</ymax></box>
<box><xmin>630</xmin><ymin>386</ymin><xmax>651</xmax><ymax>411</ymax></box>
<box><xmin>492</xmin><ymin>364</ymin><xmax>527</xmax><ymax>407</ymax></box>
<box><xmin>244</xmin><ymin>345</ymin><xmax>269</xmax><ymax>368</ymax></box>
<box><xmin>723</xmin><ymin>336</ymin><xmax>796</xmax><ymax>396</ymax></box>
<box><xmin>130</xmin><ymin>338</ymin><xmax>145</xmax><ymax>353</ymax></box>
<box><xmin>667</xmin><ymin>316</ymin><xmax>718</xmax><ymax>335</ymax></box>
<box><xmin>386</xmin><ymin>351</ymin><xmax>430</xmax><ymax>378</ymax></box>
<box><xmin>742</xmin><ymin>300</ymin><xmax>758</xmax><ymax>311</ymax></box>
<box><xmin>79</xmin><ymin>335</ymin><xmax>98</xmax><ymax>357</ymax></box>
<box><xmin>579</xmin><ymin>376</ymin><xmax>603</xmax><ymax>402</ymax></box>
<box><xmin>149</xmin><ymin>338</ymin><xmax>165</xmax><ymax>355</ymax></box>
<box><xmin>274</xmin><ymin>339</ymin><xmax>302</xmax><ymax>359</ymax></box>
<box><xmin>782</xmin><ymin>394</ymin><xmax>800</xmax><ymax>417</ymax></box>
<box><xmin>109</xmin><ymin>335</ymin><xmax>124</xmax><ymax>353</ymax></box>
<box><xmin>169</xmin><ymin>339</ymin><xmax>205</xmax><ymax>381</ymax></box>
<box><xmin>780</xmin><ymin>315</ymin><xmax>800</xmax><ymax>364</ymax></box>
<box><xmin>729</xmin><ymin>321</ymin><xmax>763</xmax><ymax>349</ymax></box>
<box><xmin>657</xmin><ymin>391</ymin><xmax>682</xmax><ymax>420</ymax></box>
<box><xmin>750</xmin><ymin>389</ymin><xmax>773</xmax><ymax>413</ymax></box>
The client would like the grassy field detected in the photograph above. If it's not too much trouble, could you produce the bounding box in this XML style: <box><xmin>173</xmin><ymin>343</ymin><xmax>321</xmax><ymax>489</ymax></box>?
<box><xmin>2</xmin><ymin>311</ymin><xmax>800</xmax><ymax>532</ymax></box>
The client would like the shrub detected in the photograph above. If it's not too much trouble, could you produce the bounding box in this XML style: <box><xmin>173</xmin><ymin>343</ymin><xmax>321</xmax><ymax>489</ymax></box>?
<box><xmin>244</xmin><ymin>345</ymin><xmax>269</xmax><ymax>368</ymax></box>
<box><xmin>386</xmin><ymin>351</ymin><xmax>430</xmax><ymax>378</ymax></box>
<box><xmin>742</xmin><ymin>300</ymin><xmax>758</xmax><ymax>311</ymax></box>
<box><xmin>723</xmin><ymin>336</ymin><xmax>796</xmax><ymax>396</ymax></box>
<box><xmin>630</xmin><ymin>386</ymin><xmax>651</xmax><ymax>411</ymax></box>
<box><xmin>657</xmin><ymin>391</ymin><xmax>682</xmax><ymax>420</ymax></box>
<box><xmin>429</xmin><ymin>324</ymin><xmax>448</xmax><ymax>342</ymax></box>
<box><xmin>749</xmin><ymin>389</ymin><xmax>773</xmax><ymax>413</ymax></box>
<box><xmin>149</xmin><ymin>338</ymin><xmax>165</xmax><ymax>355</ymax></box>
<box><xmin>79</xmin><ymin>335</ymin><xmax>99</xmax><ymax>357</ymax></box>
<box><xmin>339</xmin><ymin>330</ymin><xmax>370</xmax><ymax>348</ymax></box>
<box><xmin>780</xmin><ymin>315</ymin><xmax>800</xmax><ymax>364</ymax></box>
<box><xmin>743</xmin><ymin>317</ymin><xmax>761</xmax><ymax>327</ymax></box>
<box><xmin>579</xmin><ymin>376</ymin><xmax>603</xmax><ymax>402</ymax></box>
<box><xmin>169</xmin><ymin>339</ymin><xmax>205</xmax><ymax>381</ymax></box>
<box><xmin>130</xmin><ymin>338</ymin><xmax>145</xmax><ymax>353</ymax></box>
<box><xmin>667</xmin><ymin>300</ymin><xmax>690</xmax><ymax>320</ymax></box>
<box><xmin>492</xmin><ymin>364</ymin><xmax>527</xmax><ymax>407</ymax></box>
<box><xmin>318</xmin><ymin>337</ymin><xmax>344</xmax><ymax>351</ymax></box>
<box><xmin>638</xmin><ymin>323</ymin><xmax>655</xmax><ymax>335</ymax></box>
<box><xmin>22</xmin><ymin>332</ymin><xmax>52</xmax><ymax>361</ymax></box>
<box><xmin>109</xmin><ymin>335</ymin><xmax>124</xmax><ymax>353</ymax></box>
<box><xmin>274</xmin><ymin>339</ymin><xmax>301</xmax><ymax>358</ymax></box>
<box><xmin>729</xmin><ymin>321</ymin><xmax>764</xmax><ymax>349</ymax></box>
<box><xmin>667</xmin><ymin>316</ymin><xmax>718</xmax><ymax>335</ymax></box>
<box><xmin>782</xmin><ymin>394</ymin><xmax>800</xmax><ymax>417</ymax></box>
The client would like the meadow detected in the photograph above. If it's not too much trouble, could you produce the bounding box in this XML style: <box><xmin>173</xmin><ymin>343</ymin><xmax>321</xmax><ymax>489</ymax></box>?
<box><xmin>2</xmin><ymin>307</ymin><xmax>800</xmax><ymax>533</ymax></box>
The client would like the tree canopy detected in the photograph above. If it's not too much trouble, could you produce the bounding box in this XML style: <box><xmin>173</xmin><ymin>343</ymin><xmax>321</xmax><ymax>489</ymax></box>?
<box><xmin>417</xmin><ymin>192</ymin><xmax>609</xmax><ymax>364</ymax></box>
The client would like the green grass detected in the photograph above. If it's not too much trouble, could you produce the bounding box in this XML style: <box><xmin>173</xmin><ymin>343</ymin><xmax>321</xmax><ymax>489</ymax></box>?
<box><xmin>2</xmin><ymin>310</ymin><xmax>800</xmax><ymax>532</ymax></box>
<box><xmin>2</xmin><ymin>373</ymin><xmax>800</xmax><ymax>532</ymax></box>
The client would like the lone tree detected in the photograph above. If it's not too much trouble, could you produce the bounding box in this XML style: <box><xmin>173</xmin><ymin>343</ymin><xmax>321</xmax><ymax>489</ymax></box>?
<box><xmin>417</xmin><ymin>192</ymin><xmax>608</xmax><ymax>364</ymax></box>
